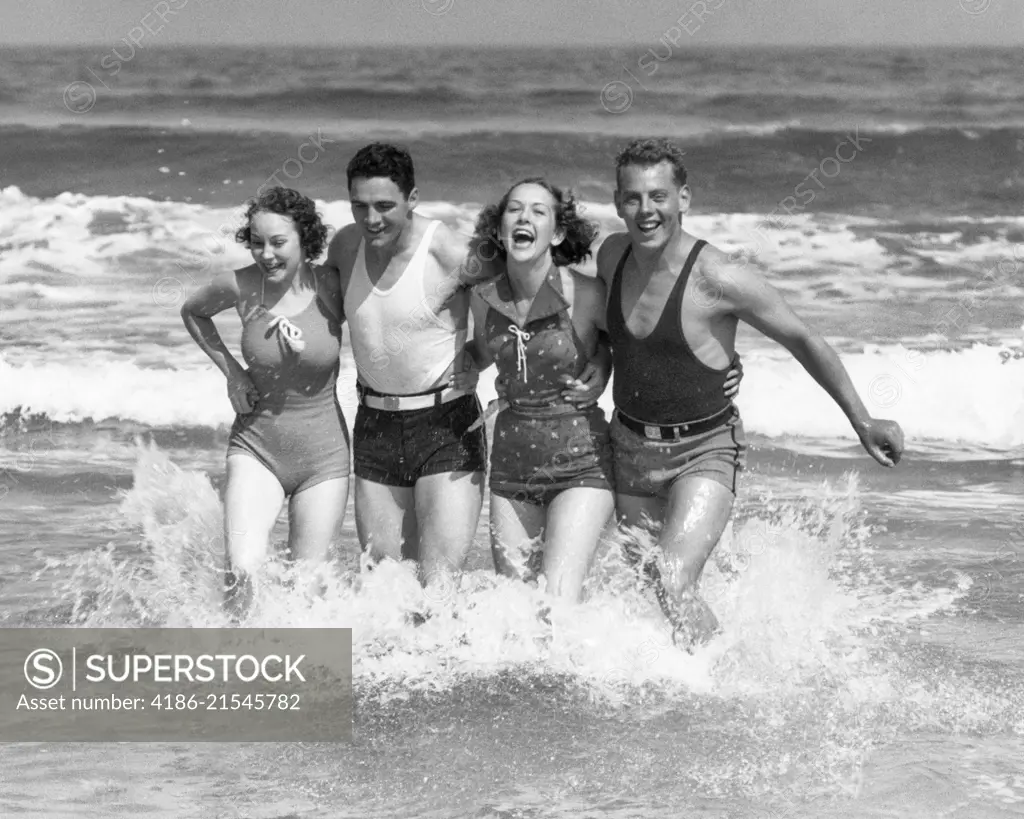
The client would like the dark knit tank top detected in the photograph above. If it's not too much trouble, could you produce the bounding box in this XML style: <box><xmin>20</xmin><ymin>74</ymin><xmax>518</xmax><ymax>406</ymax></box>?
<box><xmin>607</xmin><ymin>240</ymin><xmax>731</xmax><ymax>425</ymax></box>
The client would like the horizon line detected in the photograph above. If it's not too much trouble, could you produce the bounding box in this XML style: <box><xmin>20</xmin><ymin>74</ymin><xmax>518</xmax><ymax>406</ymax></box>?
<box><xmin>0</xmin><ymin>40</ymin><xmax>1018</xmax><ymax>49</ymax></box>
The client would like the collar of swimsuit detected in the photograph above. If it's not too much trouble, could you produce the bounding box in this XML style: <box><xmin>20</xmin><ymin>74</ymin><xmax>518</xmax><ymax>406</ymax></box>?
<box><xmin>477</xmin><ymin>263</ymin><xmax>570</xmax><ymax>327</ymax></box>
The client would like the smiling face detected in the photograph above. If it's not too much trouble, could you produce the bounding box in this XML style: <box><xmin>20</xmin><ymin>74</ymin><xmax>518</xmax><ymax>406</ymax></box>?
<box><xmin>348</xmin><ymin>176</ymin><xmax>417</xmax><ymax>249</ymax></box>
<box><xmin>614</xmin><ymin>161</ymin><xmax>690</xmax><ymax>250</ymax></box>
<box><xmin>248</xmin><ymin>211</ymin><xmax>304</xmax><ymax>285</ymax></box>
<box><xmin>499</xmin><ymin>182</ymin><xmax>565</xmax><ymax>266</ymax></box>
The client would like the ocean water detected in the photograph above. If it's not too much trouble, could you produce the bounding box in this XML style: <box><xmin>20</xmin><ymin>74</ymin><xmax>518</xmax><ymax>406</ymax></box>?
<box><xmin>1</xmin><ymin>45</ymin><xmax>1023</xmax><ymax>818</ymax></box>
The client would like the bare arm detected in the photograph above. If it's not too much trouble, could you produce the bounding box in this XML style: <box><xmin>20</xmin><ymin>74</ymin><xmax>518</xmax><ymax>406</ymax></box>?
<box><xmin>569</xmin><ymin>272</ymin><xmax>607</xmax><ymax>358</ymax></box>
<box><xmin>314</xmin><ymin>263</ymin><xmax>344</xmax><ymax>323</ymax></box>
<box><xmin>594</xmin><ymin>232</ymin><xmax>629</xmax><ymax>303</ymax></box>
<box><xmin>434</xmin><ymin>224</ymin><xmax>506</xmax><ymax>293</ymax></box>
<box><xmin>468</xmin><ymin>291</ymin><xmax>495</xmax><ymax>370</ymax></box>
<box><xmin>562</xmin><ymin>271</ymin><xmax>612</xmax><ymax>405</ymax></box>
<box><xmin>708</xmin><ymin>251</ymin><xmax>903</xmax><ymax>465</ymax></box>
<box><xmin>180</xmin><ymin>271</ymin><xmax>246</xmax><ymax>378</ymax></box>
<box><xmin>430</xmin><ymin>223</ymin><xmax>474</xmax><ymax>295</ymax></box>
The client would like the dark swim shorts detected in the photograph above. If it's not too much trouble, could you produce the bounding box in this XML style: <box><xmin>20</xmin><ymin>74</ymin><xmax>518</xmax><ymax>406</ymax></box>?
<box><xmin>353</xmin><ymin>393</ymin><xmax>487</xmax><ymax>487</ymax></box>
<box><xmin>489</xmin><ymin>406</ymin><xmax>614</xmax><ymax>506</ymax></box>
<box><xmin>610</xmin><ymin>407</ymin><xmax>747</xmax><ymax>498</ymax></box>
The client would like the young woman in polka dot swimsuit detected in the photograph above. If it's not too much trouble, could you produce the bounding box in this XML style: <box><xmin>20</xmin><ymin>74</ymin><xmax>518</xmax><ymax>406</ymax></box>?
<box><xmin>466</xmin><ymin>178</ymin><xmax>614</xmax><ymax>601</ymax></box>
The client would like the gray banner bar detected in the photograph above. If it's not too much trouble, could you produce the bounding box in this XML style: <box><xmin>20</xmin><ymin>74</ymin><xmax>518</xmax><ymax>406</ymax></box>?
<box><xmin>0</xmin><ymin>629</ymin><xmax>352</xmax><ymax>741</ymax></box>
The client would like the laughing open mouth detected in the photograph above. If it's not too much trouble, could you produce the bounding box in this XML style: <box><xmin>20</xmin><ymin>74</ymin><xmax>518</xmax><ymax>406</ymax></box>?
<box><xmin>510</xmin><ymin>226</ymin><xmax>535</xmax><ymax>248</ymax></box>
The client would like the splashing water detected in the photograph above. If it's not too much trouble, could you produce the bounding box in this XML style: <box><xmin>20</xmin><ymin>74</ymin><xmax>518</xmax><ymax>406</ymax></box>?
<box><xmin>33</xmin><ymin>442</ymin><xmax>1024</xmax><ymax>806</ymax></box>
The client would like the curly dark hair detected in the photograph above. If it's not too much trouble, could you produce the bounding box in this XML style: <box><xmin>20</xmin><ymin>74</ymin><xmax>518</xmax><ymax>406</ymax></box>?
<box><xmin>615</xmin><ymin>138</ymin><xmax>688</xmax><ymax>188</ymax></box>
<box><xmin>346</xmin><ymin>142</ymin><xmax>416</xmax><ymax>197</ymax></box>
<box><xmin>472</xmin><ymin>178</ymin><xmax>598</xmax><ymax>268</ymax></box>
<box><xmin>234</xmin><ymin>187</ymin><xmax>329</xmax><ymax>261</ymax></box>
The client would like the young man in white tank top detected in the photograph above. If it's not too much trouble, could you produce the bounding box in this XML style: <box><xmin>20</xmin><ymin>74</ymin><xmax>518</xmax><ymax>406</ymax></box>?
<box><xmin>325</xmin><ymin>143</ymin><xmax>489</xmax><ymax>591</ymax></box>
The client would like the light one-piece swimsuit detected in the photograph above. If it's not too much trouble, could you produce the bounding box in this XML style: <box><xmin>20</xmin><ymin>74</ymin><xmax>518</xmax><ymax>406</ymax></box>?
<box><xmin>227</xmin><ymin>268</ymin><xmax>350</xmax><ymax>494</ymax></box>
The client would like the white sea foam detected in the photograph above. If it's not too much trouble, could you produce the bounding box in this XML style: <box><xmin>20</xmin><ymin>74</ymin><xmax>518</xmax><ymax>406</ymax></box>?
<box><xmin>3</xmin><ymin>187</ymin><xmax>1024</xmax><ymax>452</ymax></box>
<box><xmin>3</xmin><ymin>341</ymin><xmax>1024</xmax><ymax>451</ymax></box>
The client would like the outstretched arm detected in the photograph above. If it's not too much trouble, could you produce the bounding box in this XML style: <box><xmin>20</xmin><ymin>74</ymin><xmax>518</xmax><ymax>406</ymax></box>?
<box><xmin>710</xmin><ymin>254</ymin><xmax>904</xmax><ymax>466</ymax></box>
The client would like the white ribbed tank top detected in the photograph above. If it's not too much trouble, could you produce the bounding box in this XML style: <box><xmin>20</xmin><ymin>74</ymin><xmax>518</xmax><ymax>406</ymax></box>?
<box><xmin>346</xmin><ymin>220</ymin><xmax>466</xmax><ymax>394</ymax></box>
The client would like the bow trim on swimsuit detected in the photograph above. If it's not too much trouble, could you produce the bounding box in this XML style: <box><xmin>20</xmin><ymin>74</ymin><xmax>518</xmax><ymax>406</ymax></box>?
<box><xmin>267</xmin><ymin>315</ymin><xmax>307</xmax><ymax>354</ymax></box>
<box><xmin>508</xmin><ymin>324</ymin><xmax>531</xmax><ymax>382</ymax></box>
<box><xmin>248</xmin><ymin>271</ymin><xmax>316</xmax><ymax>355</ymax></box>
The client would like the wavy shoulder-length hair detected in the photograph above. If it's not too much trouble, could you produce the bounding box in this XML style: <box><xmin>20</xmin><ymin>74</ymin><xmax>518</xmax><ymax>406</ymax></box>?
<box><xmin>472</xmin><ymin>177</ymin><xmax>598</xmax><ymax>267</ymax></box>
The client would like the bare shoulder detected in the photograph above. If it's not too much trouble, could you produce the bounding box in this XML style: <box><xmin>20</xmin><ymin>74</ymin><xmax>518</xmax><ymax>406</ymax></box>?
<box><xmin>182</xmin><ymin>266</ymin><xmax>246</xmax><ymax>316</ymax></box>
<box><xmin>326</xmin><ymin>223</ymin><xmax>362</xmax><ymax>263</ymax></box>
<box><xmin>230</xmin><ymin>264</ymin><xmax>260</xmax><ymax>302</ymax></box>
<box><xmin>429</xmin><ymin>219</ymin><xmax>470</xmax><ymax>272</ymax></box>
<box><xmin>692</xmin><ymin>240</ymin><xmax>777</xmax><ymax>317</ymax></box>
<box><xmin>696</xmin><ymin>241</ymin><xmax>758</xmax><ymax>290</ymax></box>
<box><xmin>595</xmin><ymin>231</ymin><xmax>631</xmax><ymax>285</ymax></box>
<box><xmin>221</xmin><ymin>266</ymin><xmax>247</xmax><ymax>291</ymax></box>
<box><xmin>326</xmin><ymin>224</ymin><xmax>362</xmax><ymax>288</ymax></box>
<box><xmin>568</xmin><ymin>267</ymin><xmax>606</xmax><ymax>304</ymax></box>
<box><xmin>314</xmin><ymin>262</ymin><xmax>342</xmax><ymax>296</ymax></box>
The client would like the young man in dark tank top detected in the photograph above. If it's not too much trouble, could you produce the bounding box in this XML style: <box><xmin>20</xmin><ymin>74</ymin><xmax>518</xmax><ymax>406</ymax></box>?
<box><xmin>597</xmin><ymin>138</ymin><xmax>905</xmax><ymax>648</ymax></box>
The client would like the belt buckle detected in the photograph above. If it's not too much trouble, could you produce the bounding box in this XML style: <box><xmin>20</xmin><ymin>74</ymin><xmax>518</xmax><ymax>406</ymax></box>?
<box><xmin>665</xmin><ymin>423</ymin><xmax>689</xmax><ymax>440</ymax></box>
<box><xmin>382</xmin><ymin>395</ymin><xmax>401</xmax><ymax>411</ymax></box>
<box><xmin>643</xmin><ymin>424</ymin><xmax>661</xmax><ymax>440</ymax></box>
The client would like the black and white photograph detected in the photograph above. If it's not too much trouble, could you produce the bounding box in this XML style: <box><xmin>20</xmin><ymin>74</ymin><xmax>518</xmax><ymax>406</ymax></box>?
<box><xmin>0</xmin><ymin>0</ymin><xmax>1021</xmax><ymax>816</ymax></box>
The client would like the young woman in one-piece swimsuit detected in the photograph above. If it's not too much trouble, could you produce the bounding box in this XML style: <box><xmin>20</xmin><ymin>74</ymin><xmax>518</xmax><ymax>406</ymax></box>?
<box><xmin>181</xmin><ymin>187</ymin><xmax>349</xmax><ymax>616</ymax></box>
<box><xmin>466</xmin><ymin>179</ymin><xmax>614</xmax><ymax>602</ymax></box>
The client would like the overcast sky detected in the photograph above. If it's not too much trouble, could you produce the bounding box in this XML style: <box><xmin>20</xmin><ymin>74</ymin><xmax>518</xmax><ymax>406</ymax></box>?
<box><xmin>0</xmin><ymin>0</ymin><xmax>1018</xmax><ymax>47</ymax></box>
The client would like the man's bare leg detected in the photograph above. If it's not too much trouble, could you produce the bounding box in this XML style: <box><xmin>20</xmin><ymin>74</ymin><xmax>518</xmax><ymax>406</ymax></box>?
<box><xmin>354</xmin><ymin>477</ymin><xmax>417</xmax><ymax>563</ymax></box>
<box><xmin>659</xmin><ymin>476</ymin><xmax>736</xmax><ymax>645</ymax></box>
<box><xmin>616</xmin><ymin>481</ymin><xmax>733</xmax><ymax>647</ymax></box>
<box><xmin>616</xmin><ymin>493</ymin><xmax>665</xmax><ymax>573</ymax></box>
<box><xmin>615</xmin><ymin>494</ymin><xmax>665</xmax><ymax>532</ymax></box>
<box><xmin>414</xmin><ymin>470</ymin><xmax>484</xmax><ymax>590</ymax></box>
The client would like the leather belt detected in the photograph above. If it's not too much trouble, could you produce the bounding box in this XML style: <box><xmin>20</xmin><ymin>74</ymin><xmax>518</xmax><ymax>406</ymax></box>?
<box><xmin>615</xmin><ymin>404</ymin><xmax>735</xmax><ymax>441</ymax></box>
<box><xmin>357</xmin><ymin>384</ymin><xmax>469</xmax><ymax>412</ymax></box>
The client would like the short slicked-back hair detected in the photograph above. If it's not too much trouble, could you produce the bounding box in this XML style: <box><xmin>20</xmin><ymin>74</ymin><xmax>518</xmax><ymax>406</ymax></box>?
<box><xmin>615</xmin><ymin>138</ymin><xmax>688</xmax><ymax>189</ymax></box>
<box><xmin>346</xmin><ymin>142</ymin><xmax>416</xmax><ymax>197</ymax></box>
